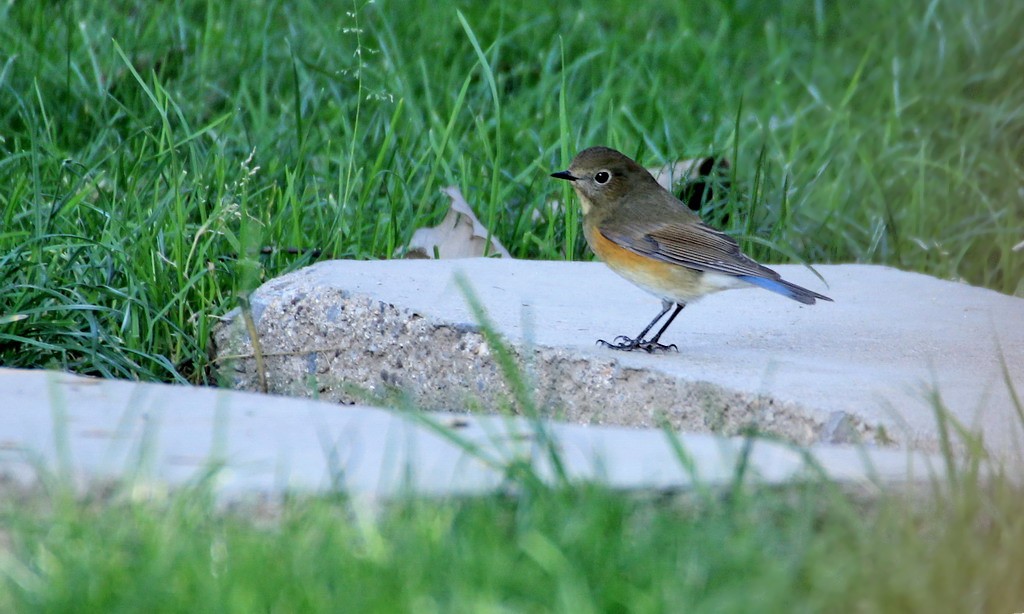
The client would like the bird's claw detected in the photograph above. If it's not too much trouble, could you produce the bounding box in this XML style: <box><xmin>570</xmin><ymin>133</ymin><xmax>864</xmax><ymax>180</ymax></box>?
<box><xmin>597</xmin><ymin>337</ymin><xmax>678</xmax><ymax>353</ymax></box>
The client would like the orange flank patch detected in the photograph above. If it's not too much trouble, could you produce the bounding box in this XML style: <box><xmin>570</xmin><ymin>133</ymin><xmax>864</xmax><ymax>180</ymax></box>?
<box><xmin>586</xmin><ymin>224</ymin><xmax>675</xmax><ymax>281</ymax></box>
<box><xmin>584</xmin><ymin>223</ymin><xmax>741</xmax><ymax>303</ymax></box>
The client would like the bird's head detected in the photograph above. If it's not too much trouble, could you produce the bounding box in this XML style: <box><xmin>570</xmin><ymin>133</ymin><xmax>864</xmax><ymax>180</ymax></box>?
<box><xmin>550</xmin><ymin>146</ymin><xmax>657</xmax><ymax>215</ymax></box>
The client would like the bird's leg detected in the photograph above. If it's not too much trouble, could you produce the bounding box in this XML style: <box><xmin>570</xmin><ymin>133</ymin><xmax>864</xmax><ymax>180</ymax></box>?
<box><xmin>643</xmin><ymin>303</ymin><xmax>685</xmax><ymax>350</ymax></box>
<box><xmin>598</xmin><ymin>300</ymin><xmax>682</xmax><ymax>353</ymax></box>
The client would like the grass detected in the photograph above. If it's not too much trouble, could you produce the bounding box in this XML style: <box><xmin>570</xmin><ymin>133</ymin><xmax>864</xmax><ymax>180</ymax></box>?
<box><xmin>1</xmin><ymin>259</ymin><xmax>1022</xmax><ymax>613</ymax></box>
<box><xmin>1</xmin><ymin>0</ymin><xmax>1023</xmax><ymax>610</ymax></box>
<box><xmin>0</xmin><ymin>0</ymin><xmax>1022</xmax><ymax>383</ymax></box>
<box><xmin>1</xmin><ymin>432</ymin><xmax>1023</xmax><ymax>612</ymax></box>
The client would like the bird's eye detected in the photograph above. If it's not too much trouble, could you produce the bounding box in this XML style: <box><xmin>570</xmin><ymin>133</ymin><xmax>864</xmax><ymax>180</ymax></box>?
<box><xmin>594</xmin><ymin>170</ymin><xmax>611</xmax><ymax>185</ymax></box>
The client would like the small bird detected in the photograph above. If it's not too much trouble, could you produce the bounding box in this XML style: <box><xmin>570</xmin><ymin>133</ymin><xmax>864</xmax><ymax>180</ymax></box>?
<box><xmin>551</xmin><ymin>146</ymin><xmax>832</xmax><ymax>353</ymax></box>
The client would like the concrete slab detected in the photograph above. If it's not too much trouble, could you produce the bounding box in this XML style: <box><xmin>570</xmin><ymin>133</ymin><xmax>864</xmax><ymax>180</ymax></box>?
<box><xmin>213</xmin><ymin>259</ymin><xmax>1024</xmax><ymax>458</ymax></box>
<box><xmin>0</xmin><ymin>369</ymin><xmax>940</xmax><ymax>499</ymax></box>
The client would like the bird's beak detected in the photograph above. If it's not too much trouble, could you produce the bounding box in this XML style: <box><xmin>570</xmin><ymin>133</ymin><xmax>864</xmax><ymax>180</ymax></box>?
<box><xmin>550</xmin><ymin>170</ymin><xmax>577</xmax><ymax>181</ymax></box>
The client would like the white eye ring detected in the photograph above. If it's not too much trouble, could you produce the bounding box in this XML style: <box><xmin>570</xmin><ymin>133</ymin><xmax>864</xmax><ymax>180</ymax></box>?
<box><xmin>594</xmin><ymin>170</ymin><xmax>611</xmax><ymax>184</ymax></box>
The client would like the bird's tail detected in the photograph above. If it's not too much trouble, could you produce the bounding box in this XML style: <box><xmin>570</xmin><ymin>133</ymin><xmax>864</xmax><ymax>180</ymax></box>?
<box><xmin>738</xmin><ymin>275</ymin><xmax>833</xmax><ymax>305</ymax></box>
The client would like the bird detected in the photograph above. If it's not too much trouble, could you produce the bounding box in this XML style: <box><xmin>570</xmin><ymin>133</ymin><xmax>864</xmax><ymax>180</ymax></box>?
<box><xmin>551</xmin><ymin>146</ymin><xmax>832</xmax><ymax>353</ymax></box>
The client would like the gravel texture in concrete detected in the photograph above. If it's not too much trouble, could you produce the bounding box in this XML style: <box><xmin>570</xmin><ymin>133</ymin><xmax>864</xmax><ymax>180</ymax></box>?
<box><xmin>213</xmin><ymin>259</ymin><xmax>1024</xmax><ymax>457</ymax></box>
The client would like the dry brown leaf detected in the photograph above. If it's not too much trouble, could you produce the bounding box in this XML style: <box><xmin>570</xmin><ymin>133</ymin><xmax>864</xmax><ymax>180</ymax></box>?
<box><xmin>647</xmin><ymin>157</ymin><xmax>729</xmax><ymax>191</ymax></box>
<box><xmin>402</xmin><ymin>187</ymin><xmax>511</xmax><ymax>259</ymax></box>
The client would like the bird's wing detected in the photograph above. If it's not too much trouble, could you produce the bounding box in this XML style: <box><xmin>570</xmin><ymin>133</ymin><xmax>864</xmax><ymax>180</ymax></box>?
<box><xmin>601</xmin><ymin>220</ymin><xmax>782</xmax><ymax>280</ymax></box>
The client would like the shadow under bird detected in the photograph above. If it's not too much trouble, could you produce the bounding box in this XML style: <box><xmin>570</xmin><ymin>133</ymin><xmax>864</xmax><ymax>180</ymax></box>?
<box><xmin>551</xmin><ymin>146</ymin><xmax>832</xmax><ymax>353</ymax></box>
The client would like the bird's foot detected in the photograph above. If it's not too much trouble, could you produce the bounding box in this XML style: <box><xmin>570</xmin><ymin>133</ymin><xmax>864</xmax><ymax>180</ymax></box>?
<box><xmin>597</xmin><ymin>336</ymin><xmax>678</xmax><ymax>353</ymax></box>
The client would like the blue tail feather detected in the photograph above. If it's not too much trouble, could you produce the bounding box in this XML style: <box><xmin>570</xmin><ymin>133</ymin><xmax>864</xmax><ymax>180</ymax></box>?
<box><xmin>736</xmin><ymin>275</ymin><xmax>832</xmax><ymax>305</ymax></box>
